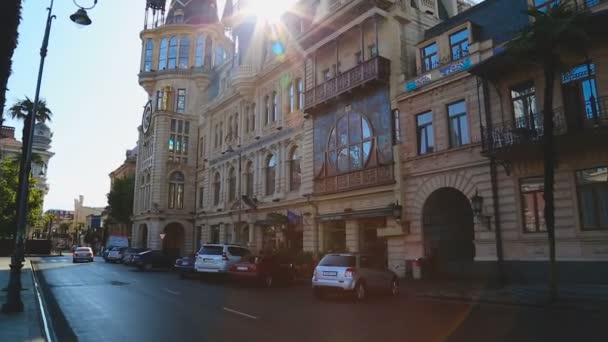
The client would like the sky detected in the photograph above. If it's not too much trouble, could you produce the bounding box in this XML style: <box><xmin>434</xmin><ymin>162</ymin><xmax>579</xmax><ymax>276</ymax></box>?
<box><xmin>6</xmin><ymin>0</ymin><xmax>226</xmax><ymax>211</ymax></box>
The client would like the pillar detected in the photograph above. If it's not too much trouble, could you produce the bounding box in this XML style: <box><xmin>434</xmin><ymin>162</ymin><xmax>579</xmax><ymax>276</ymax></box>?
<box><xmin>318</xmin><ymin>222</ymin><xmax>325</xmax><ymax>254</ymax></box>
<box><xmin>219</xmin><ymin>223</ymin><xmax>226</xmax><ymax>244</ymax></box>
<box><xmin>345</xmin><ymin>220</ymin><xmax>360</xmax><ymax>253</ymax></box>
<box><xmin>247</xmin><ymin>222</ymin><xmax>256</xmax><ymax>251</ymax></box>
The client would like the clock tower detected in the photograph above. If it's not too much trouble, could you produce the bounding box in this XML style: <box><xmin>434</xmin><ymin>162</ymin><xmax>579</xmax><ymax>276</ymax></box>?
<box><xmin>131</xmin><ymin>0</ymin><xmax>231</xmax><ymax>257</ymax></box>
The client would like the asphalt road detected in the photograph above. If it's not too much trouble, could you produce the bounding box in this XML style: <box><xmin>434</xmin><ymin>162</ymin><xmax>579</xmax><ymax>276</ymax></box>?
<box><xmin>33</xmin><ymin>256</ymin><xmax>608</xmax><ymax>342</ymax></box>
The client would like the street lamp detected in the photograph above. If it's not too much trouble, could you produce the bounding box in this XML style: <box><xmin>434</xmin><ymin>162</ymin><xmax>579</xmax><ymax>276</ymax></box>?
<box><xmin>70</xmin><ymin>0</ymin><xmax>98</xmax><ymax>26</ymax></box>
<box><xmin>2</xmin><ymin>0</ymin><xmax>99</xmax><ymax>313</ymax></box>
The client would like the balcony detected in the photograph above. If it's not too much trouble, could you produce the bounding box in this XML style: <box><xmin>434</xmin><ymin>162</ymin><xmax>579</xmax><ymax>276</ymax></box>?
<box><xmin>0</xmin><ymin>126</ymin><xmax>15</xmax><ymax>139</ymax></box>
<box><xmin>313</xmin><ymin>164</ymin><xmax>394</xmax><ymax>195</ymax></box>
<box><xmin>304</xmin><ymin>56</ymin><xmax>390</xmax><ymax>112</ymax></box>
<box><xmin>482</xmin><ymin>96</ymin><xmax>608</xmax><ymax>159</ymax></box>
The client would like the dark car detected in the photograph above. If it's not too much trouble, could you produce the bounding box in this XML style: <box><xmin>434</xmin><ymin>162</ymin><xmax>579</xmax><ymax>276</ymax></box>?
<box><xmin>132</xmin><ymin>250</ymin><xmax>175</xmax><ymax>271</ymax></box>
<box><xmin>174</xmin><ymin>254</ymin><xmax>196</xmax><ymax>278</ymax></box>
<box><xmin>229</xmin><ymin>254</ymin><xmax>296</xmax><ymax>288</ymax></box>
<box><xmin>122</xmin><ymin>248</ymin><xmax>149</xmax><ymax>265</ymax></box>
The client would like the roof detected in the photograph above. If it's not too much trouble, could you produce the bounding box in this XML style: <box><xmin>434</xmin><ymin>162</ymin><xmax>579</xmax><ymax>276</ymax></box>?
<box><xmin>165</xmin><ymin>0</ymin><xmax>219</xmax><ymax>25</ymax></box>
<box><xmin>424</xmin><ymin>0</ymin><xmax>529</xmax><ymax>45</ymax></box>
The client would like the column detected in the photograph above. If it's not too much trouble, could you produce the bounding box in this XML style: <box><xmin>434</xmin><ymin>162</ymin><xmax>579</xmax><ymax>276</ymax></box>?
<box><xmin>219</xmin><ymin>223</ymin><xmax>226</xmax><ymax>244</ymax></box>
<box><xmin>247</xmin><ymin>222</ymin><xmax>256</xmax><ymax>251</ymax></box>
<box><xmin>345</xmin><ymin>220</ymin><xmax>360</xmax><ymax>253</ymax></box>
<box><xmin>318</xmin><ymin>222</ymin><xmax>325</xmax><ymax>254</ymax></box>
<box><xmin>148</xmin><ymin>221</ymin><xmax>162</xmax><ymax>250</ymax></box>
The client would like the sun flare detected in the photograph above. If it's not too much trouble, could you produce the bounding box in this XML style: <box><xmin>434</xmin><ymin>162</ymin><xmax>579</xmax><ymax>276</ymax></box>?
<box><xmin>247</xmin><ymin>0</ymin><xmax>297</xmax><ymax>23</ymax></box>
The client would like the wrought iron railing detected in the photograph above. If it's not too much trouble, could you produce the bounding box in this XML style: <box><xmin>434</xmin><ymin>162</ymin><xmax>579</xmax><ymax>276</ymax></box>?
<box><xmin>139</xmin><ymin>66</ymin><xmax>209</xmax><ymax>79</ymax></box>
<box><xmin>313</xmin><ymin>164</ymin><xmax>394</xmax><ymax>195</ymax></box>
<box><xmin>482</xmin><ymin>96</ymin><xmax>608</xmax><ymax>154</ymax></box>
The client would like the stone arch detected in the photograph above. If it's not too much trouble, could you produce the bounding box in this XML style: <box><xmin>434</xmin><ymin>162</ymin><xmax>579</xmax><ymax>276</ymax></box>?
<box><xmin>163</xmin><ymin>222</ymin><xmax>185</xmax><ymax>258</ymax></box>
<box><xmin>411</xmin><ymin>173</ymin><xmax>478</xmax><ymax>218</ymax></box>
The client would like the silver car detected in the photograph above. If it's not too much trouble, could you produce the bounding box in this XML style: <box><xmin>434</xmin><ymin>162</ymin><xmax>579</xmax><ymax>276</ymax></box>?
<box><xmin>312</xmin><ymin>253</ymin><xmax>399</xmax><ymax>301</ymax></box>
<box><xmin>194</xmin><ymin>244</ymin><xmax>251</xmax><ymax>274</ymax></box>
<box><xmin>72</xmin><ymin>247</ymin><xmax>94</xmax><ymax>263</ymax></box>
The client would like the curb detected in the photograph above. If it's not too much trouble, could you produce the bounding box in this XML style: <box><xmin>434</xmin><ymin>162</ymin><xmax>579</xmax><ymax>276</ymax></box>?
<box><xmin>30</xmin><ymin>261</ymin><xmax>78</xmax><ymax>342</ymax></box>
<box><xmin>29</xmin><ymin>260</ymin><xmax>55</xmax><ymax>342</ymax></box>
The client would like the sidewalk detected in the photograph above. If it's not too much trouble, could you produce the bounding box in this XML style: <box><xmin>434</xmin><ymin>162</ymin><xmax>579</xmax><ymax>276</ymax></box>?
<box><xmin>0</xmin><ymin>257</ymin><xmax>46</xmax><ymax>341</ymax></box>
<box><xmin>404</xmin><ymin>279</ymin><xmax>608</xmax><ymax>311</ymax></box>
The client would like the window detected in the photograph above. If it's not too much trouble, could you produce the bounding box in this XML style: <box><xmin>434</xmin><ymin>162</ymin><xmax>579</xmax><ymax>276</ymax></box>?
<box><xmin>510</xmin><ymin>82</ymin><xmax>538</xmax><ymax>128</ymax></box>
<box><xmin>213</xmin><ymin>172</ymin><xmax>221</xmax><ymax>206</ymax></box>
<box><xmin>447</xmin><ymin>100</ymin><xmax>470</xmax><ymax>147</ymax></box>
<box><xmin>392</xmin><ymin>109</ymin><xmax>402</xmax><ymax>145</ymax></box>
<box><xmin>228</xmin><ymin>247</ymin><xmax>250</xmax><ymax>257</ymax></box>
<box><xmin>228</xmin><ymin>167</ymin><xmax>236</xmax><ymax>202</ymax></box>
<box><xmin>561</xmin><ymin>63</ymin><xmax>601</xmax><ymax>121</ymax></box>
<box><xmin>198</xmin><ymin>187</ymin><xmax>204</xmax><ymax>209</ymax></box>
<box><xmin>576</xmin><ymin>167</ymin><xmax>608</xmax><ymax>230</ymax></box>
<box><xmin>272</xmin><ymin>91</ymin><xmax>278</xmax><ymax>122</ymax></box>
<box><xmin>297</xmin><ymin>79</ymin><xmax>304</xmax><ymax>110</ymax></box>
<box><xmin>156</xmin><ymin>89</ymin><xmax>164</xmax><ymax>110</ymax></box>
<box><xmin>520</xmin><ymin>177</ymin><xmax>545</xmax><ymax>233</ymax></box>
<box><xmin>289</xmin><ymin>83</ymin><xmax>296</xmax><ymax>113</ymax></box>
<box><xmin>416</xmin><ymin>111</ymin><xmax>434</xmax><ymax>155</ymax></box>
<box><xmin>449</xmin><ymin>28</ymin><xmax>469</xmax><ymax>60</ymax></box>
<box><xmin>266</xmin><ymin>154</ymin><xmax>276</xmax><ymax>196</ymax></box>
<box><xmin>219</xmin><ymin>122</ymin><xmax>223</xmax><ymax>147</ymax></box>
<box><xmin>178</xmin><ymin>37</ymin><xmax>190</xmax><ymax>68</ymax></box>
<box><xmin>534</xmin><ymin>0</ymin><xmax>559</xmax><ymax>12</ymax></box>
<box><xmin>227</xmin><ymin>116</ymin><xmax>233</xmax><ymax>141</ymax></box>
<box><xmin>245</xmin><ymin>161</ymin><xmax>254</xmax><ymax>197</ymax></box>
<box><xmin>168</xmin><ymin>36</ymin><xmax>178</xmax><ymax>69</ymax></box>
<box><xmin>421</xmin><ymin>43</ymin><xmax>439</xmax><ymax>72</ymax></box>
<box><xmin>158</xmin><ymin>38</ymin><xmax>168</xmax><ymax>70</ymax></box>
<box><xmin>144</xmin><ymin>39</ymin><xmax>154</xmax><ymax>72</ymax></box>
<box><xmin>289</xmin><ymin>146</ymin><xmax>301</xmax><ymax>191</ymax></box>
<box><xmin>251</xmin><ymin>103</ymin><xmax>256</xmax><ymax>131</ymax></box>
<box><xmin>195</xmin><ymin>35</ymin><xmax>204</xmax><ymax>67</ymax></box>
<box><xmin>264</xmin><ymin>96</ymin><xmax>270</xmax><ymax>125</ymax></box>
<box><xmin>176</xmin><ymin>89</ymin><xmax>186</xmax><ymax>113</ymax></box>
<box><xmin>204</xmin><ymin>36</ymin><xmax>213</xmax><ymax>66</ymax></box>
<box><xmin>234</xmin><ymin>113</ymin><xmax>239</xmax><ymax>139</ymax></box>
<box><xmin>326</xmin><ymin>113</ymin><xmax>373</xmax><ymax>175</ymax></box>
<box><xmin>168</xmin><ymin>172</ymin><xmax>185</xmax><ymax>209</ymax></box>
<box><xmin>214</xmin><ymin>46</ymin><xmax>225</xmax><ymax>66</ymax></box>
<box><xmin>169</xmin><ymin>119</ymin><xmax>189</xmax><ymax>158</ymax></box>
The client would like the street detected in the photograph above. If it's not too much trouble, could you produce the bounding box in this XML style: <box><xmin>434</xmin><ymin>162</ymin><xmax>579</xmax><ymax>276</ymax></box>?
<box><xmin>31</xmin><ymin>256</ymin><xmax>608</xmax><ymax>342</ymax></box>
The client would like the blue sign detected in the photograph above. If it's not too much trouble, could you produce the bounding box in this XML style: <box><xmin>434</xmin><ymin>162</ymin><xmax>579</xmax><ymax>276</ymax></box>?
<box><xmin>439</xmin><ymin>58</ymin><xmax>471</xmax><ymax>77</ymax></box>
<box><xmin>406</xmin><ymin>74</ymin><xmax>432</xmax><ymax>91</ymax></box>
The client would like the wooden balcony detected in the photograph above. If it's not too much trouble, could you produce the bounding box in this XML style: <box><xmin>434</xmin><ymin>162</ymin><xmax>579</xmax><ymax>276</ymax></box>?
<box><xmin>304</xmin><ymin>56</ymin><xmax>390</xmax><ymax>112</ymax></box>
<box><xmin>313</xmin><ymin>164</ymin><xmax>394</xmax><ymax>195</ymax></box>
<box><xmin>482</xmin><ymin>96</ymin><xmax>608</xmax><ymax>160</ymax></box>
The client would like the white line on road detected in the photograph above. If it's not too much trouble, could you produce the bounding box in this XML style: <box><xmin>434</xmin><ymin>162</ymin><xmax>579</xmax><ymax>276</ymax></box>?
<box><xmin>223</xmin><ymin>307</ymin><xmax>258</xmax><ymax>320</ymax></box>
<box><xmin>164</xmin><ymin>288</ymin><xmax>181</xmax><ymax>295</ymax></box>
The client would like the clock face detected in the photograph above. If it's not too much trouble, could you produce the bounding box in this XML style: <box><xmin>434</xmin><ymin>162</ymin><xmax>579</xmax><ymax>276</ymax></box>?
<box><xmin>142</xmin><ymin>101</ymin><xmax>153</xmax><ymax>134</ymax></box>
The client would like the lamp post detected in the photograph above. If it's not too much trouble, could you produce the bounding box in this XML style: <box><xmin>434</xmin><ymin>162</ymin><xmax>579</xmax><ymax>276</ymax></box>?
<box><xmin>2</xmin><ymin>0</ymin><xmax>99</xmax><ymax>313</ymax></box>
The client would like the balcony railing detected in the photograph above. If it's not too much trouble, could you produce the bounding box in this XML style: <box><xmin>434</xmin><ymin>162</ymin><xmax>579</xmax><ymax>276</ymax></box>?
<box><xmin>304</xmin><ymin>56</ymin><xmax>390</xmax><ymax>111</ymax></box>
<box><xmin>0</xmin><ymin>126</ymin><xmax>15</xmax><ymax>139</ymax></box>
<box><xmin>139</xmin><ymin>66</ymin><xmax>209</xmax><ymax>79</ymax></box>
<box><xmin>313</xmin><ymin>164</ymin><xmax>394</xmax><ymax>195</ymax></box>
<box><xmin>482</xmin><ymin>96</ymin><xmax>608</xmax><ymax>154</ymax></box>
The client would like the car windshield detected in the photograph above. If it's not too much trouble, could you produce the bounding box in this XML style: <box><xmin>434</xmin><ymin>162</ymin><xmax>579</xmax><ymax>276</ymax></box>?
<box><xmin>110</xmin><ymin>247</ymin><xmax>122</xmax><ymax>251</ymax></box>
<box><xmin>198</xmin><ymin>246</ymin><xmax>223</xmax><ymax>255</ymax></box>
<box><xmin>319</xmin><ymin>255</ymin><xmax>356</xmax><ymax>267</ymax></box>
<box><xmin>76</xmin><ymin>248</ymin><xmax>90</xmax><ymax>252</ymax></box>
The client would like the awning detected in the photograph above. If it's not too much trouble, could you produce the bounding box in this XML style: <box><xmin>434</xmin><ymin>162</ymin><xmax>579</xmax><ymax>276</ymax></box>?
<box><xmin>316</xmin><ymin>207</ymin><xmax>393</xmax><ymax>222</ymax></box>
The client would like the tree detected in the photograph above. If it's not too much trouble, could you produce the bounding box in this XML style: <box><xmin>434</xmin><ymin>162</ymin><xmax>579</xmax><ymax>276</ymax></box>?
<box><xmin>107</xmin><ymin>175</ymin><xmax>135</xmax><ymax>226</ymax></box>
<box><xmin>8</xmin><ymin>97</ymin><xmax>53</xmax><ymax>123</ymax></box>
<box><xmin>0</xmin><ymin>157</ymin><xmax>44</xmax><ymax>238</ymax></box>
<box><xmin>505</xmin><ymin>2</ymin><xmax>592</xmax><ymax>302</ymax></box>
<box><xmin>0</xmin><ymin>0</ymin><xmax>23</xmax><ymax>127</ymax></box>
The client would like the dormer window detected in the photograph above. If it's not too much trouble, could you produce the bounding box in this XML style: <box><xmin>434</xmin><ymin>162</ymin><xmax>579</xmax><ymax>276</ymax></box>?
<box><xmin>449</xmin><ymin>28</ymin><xmax>469</xmax><ymax>61</ymax></box>
<box><xmin>421</xmin><ymin>42</ymin><xmax>439</xmax><ymax>72</ymax></box>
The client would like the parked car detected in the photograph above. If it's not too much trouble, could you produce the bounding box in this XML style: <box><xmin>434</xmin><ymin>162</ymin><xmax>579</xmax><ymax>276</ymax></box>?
<box><xmin>122</xmin><ymin>248</ymin><xmax>149</xmax><ymax>265</ymax></box>
<box><xmin>72</xmin><ymin>247</ymin><xmax>94</xmax><ymax>263</ymax></box>
<box><xmin>133</xmin><ymin>250</ymin><xmax>175</xmax><ymax>271</ymax></box>
<box><xmin>105</xmin><ymin>246</ymin><xmax>128</xmax><ymax>263</ymax></box>
<box><xmin>174</xmin><ymin>254</ymin><xmax>196</xmax><ymax>278</ymax></box>
<box><xmin>229</xmin><ymin>254</ymin><xmax>296</xmax><ymax>287</ymax></box>
<box><xmin>194</xmin><ymin>244</ymin><xmax>251</xmax><ymax>274</ymax></box>
<box><xmin>312</xmin><ymin>253</ymin><xmax>399</xmax><ymax>301</ymax></box>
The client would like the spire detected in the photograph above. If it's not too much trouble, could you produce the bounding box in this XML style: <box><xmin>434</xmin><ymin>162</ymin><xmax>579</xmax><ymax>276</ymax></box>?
<box><xmin>165</xmin><ymin>0</ymin><xmax>219</xmax><ymax>25</ymax></box>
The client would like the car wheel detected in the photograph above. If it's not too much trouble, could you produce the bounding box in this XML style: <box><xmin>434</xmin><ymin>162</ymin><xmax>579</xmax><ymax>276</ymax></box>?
<box><xmin>313</xmin><ymin>287</ymin><xmax>324</xmax><ymax>300</ymax></box>
<box><xmin>354</xmin><ymin>282</ymin><xmax>367</xmax><ymax>302</ymax></box>
<box><xmin>263</xmin><ymin>274</ymin><xmax>273</xmax><ymax>288</ymax></box>
<box><xmin>390</xmin><ymin>278</ymin><xmax>399</xmax><ymax>297</ymax></box>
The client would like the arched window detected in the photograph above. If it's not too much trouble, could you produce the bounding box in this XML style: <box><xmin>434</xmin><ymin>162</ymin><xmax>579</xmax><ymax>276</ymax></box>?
<box><xmin>144</xmin><ymin>39</ymin><xmax>154</xmax><ymax>72</ymax></box>
<box><xmin>265</xmin><ymin>154</ymin><xmax>277</xmax><ymax>196</ymax></box>
<box><xmin>204</xmin><ymin>36</ymin><xmax>213</xmax><ymax>66</ymax></box>
<box><xmin>195</xmin><ymin>35</ymin><xmax>204</xmax><ymax>67</ymax></box>
<box><xmin>272</xmin><ymin>91</ymin><xmax>278</xmax><ymax>122</ymax></box>
<box><xmin>168</xmin><ymin>171</ymin><xmax>185</xmax><ymax>209</ymax></box>
<box><xmin>158</xmin><ymin>38</ymin><xmax>168</xmax><ymax>70</ymax></box>
<box><xmin>178</xmin><ymin>37</ymin><xmax>190</xmax><ymax>68</ymax></box>
<box><xmin>234</xmin><ymin>113</ymin><xmax>239</xmax><ymax>139</ymax></box>
<box><xmin>215</xmin><ymin>46</ymin><xmax>225</xmax><ymax>66</ymax></box>
<box><xmin>289</xmin><ymin>83</ymin><xmax>295</xmax><ymax>113</ymax></box>
<box><xmin>219</xmin><ymin>122</ymin><xmax>224</xmax><ymax>147</ymax></box>
<box><xmin>264</xmin><ymin>96</ymin><xmax>270</xmax><ymax>125</ymax></box>
<box><xmin>213</xmin><ymin>172</ymin><xmax>221</xmax><ymax>206</ymax></box>
<box><xmin>228</xmin><ymin>167</ymin><xmax>236</xmax><ymax>202</ymax></box>
<box><xmin>245</xmin><ymin>161</ymin><xmax>254</xmax><ymax>197</ymax></box>
<box><xmin>326</xmin><ymin>113</ymin><xmax>373</xmax><ymax>175</ymax></box>
<box><xmin>250</xmin><ymin>103</ymin><xmax>256</xmax><ymax>131</ymax></box>
<box><xmin>289</xmin><ymin>146</ymin><xmax>301</xmax><ymax>191</ymax></box>
<box><xmin>297</xmin><ymin>78</ymin><xmax>304</xmax><ymax>110</ymax></box>
<box><xmin>245</xmin><ymin>106</ymin><xmax>250</xmax><ymax>133</ymax></box>
<box><xmin>168</xmin><ymin>36</ymin><xmax>178</xmax><ymax>69</ymax></box>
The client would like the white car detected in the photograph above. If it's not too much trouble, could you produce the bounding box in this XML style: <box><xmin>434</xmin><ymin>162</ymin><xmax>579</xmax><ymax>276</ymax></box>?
<box><xmin>72</xmin><ymin>247</ymin><xmax>94</xmax><ymax>263</ymax></box>
<box><xmin>194</xmin><ymin>244</ymin><xmax>251</xmax><ymax>274</ymax></box>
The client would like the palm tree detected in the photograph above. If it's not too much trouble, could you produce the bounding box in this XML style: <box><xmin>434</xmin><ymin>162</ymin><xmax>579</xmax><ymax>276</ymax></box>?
<box><xmin>8</xmin><ymin>96</ymin><xmax>53</xmax><ymax>123</ymax></box>
<box><xmin>505</xmin><ymin>1</ymin><xmax>592</xmax><ymax>302</ymax></box>
<box><xmin>0</xmin><ymin>0</ymin><xmax>24</xmax><ymax>127</ymax></box>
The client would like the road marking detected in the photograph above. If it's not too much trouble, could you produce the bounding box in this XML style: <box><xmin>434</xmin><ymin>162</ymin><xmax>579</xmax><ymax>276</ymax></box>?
<box><xmin>164</xmin><ymin>288</ymin><xmax>180</xmax><ymax>295</ymax></box>
<box><xmin>223</xmin><ymin>307</ymin><xmax>258</xmax><ymax>320</ymax></box>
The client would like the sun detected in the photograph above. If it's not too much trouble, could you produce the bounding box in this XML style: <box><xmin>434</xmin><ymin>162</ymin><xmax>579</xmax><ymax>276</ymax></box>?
<box><xmin>246</xmin><ymin>0</ymin><xmax>297</xmax><ymax>23</ymax></box>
